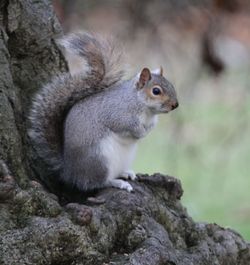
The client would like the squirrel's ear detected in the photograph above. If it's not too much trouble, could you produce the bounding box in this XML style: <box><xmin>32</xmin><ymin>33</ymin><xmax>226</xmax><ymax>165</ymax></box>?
<box><xmin>138</xmin><ymin>68</ymin><xmax>151</xmax><ymax>89</ymax></box>
<box><xmin>160</xmin><ymin>66</ymin><xmax>163</xmax><ymax>76</ymax></box>
<box><xmin>151</xmin><ymin>66</ymin><xmax>163</xmax><ymax>76</ymax></box>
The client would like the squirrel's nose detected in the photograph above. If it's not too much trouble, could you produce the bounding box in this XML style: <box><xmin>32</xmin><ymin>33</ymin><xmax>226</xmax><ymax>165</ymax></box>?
<box><xmin>171</xmin><ymin>101</ymin><xmax>179</xmax><ymax>110</ymax></box>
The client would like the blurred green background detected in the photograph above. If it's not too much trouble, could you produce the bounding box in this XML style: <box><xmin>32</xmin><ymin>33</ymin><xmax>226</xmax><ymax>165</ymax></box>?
<box><xmin>54</xmin><ymin>0</ymin><xmax>250</xmax><ymax>240</ymax></box>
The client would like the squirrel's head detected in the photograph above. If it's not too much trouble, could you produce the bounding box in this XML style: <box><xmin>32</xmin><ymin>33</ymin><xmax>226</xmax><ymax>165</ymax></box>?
<box><xmin>136</xmin><ymin>67</ymin><xmax>178</xmax><ymax>114</ymax></box>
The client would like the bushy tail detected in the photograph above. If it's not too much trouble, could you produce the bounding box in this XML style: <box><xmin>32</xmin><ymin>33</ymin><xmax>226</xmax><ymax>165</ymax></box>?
<box><xmin>29</xmin><ymin>32</ymin><xmax>125</xmax><ymax>170</ymax></box>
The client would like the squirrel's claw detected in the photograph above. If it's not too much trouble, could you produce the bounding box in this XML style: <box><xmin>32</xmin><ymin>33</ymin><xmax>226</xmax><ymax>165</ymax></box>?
<box><xmin>120</xmin><ymin>170</ymin><xmax>137</xmax><ymax>181</ymax></box>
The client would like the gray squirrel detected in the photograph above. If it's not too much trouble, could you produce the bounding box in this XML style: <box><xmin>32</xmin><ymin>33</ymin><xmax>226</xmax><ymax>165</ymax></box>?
<box><xmin>29</xmin><ymin>32</ymin><xmax>178</xmax><ymax>192</ymax></box>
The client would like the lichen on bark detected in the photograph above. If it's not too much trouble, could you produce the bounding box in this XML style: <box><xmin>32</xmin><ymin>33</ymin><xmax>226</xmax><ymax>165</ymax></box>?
<box><xmin>0</xmin><ymin>169</ymin><xmax>250</xmax><ymax>265</ymax></box>
<box><xmin>0</xmin><ymin>0</ymin><xmax>68</xmax><ymax>186</ymax></box>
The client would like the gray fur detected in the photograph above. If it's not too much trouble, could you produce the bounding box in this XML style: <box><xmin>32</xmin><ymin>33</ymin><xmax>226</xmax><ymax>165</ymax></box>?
<box><xmin>29</xmin><ymin>32</ymin><xmax>178</xmax><ymax>191</ymax></box>
<box><xmin>29</xmin><ymin>32</ymin><xmax>124</xmax><ymax>170</ymax></box>
<box><xmin>62</xmin><ymin>79</ymin><xmax>144</xmax><ymax>190</ymax></box>
<box><xmin>62</xmin><ymin>75</ymin><xmax>177</xmax><ymax>191</ymax></box>
<box><xmin>62</xmin><ymin>143</ymin><xmax>108</xmax><ymax>190</ymax></box>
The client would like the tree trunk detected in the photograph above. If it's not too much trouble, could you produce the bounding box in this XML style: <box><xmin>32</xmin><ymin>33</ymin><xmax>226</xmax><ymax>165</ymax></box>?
<box><xmin>0</xmin><ymin>1</ymin><xmax>249</xmax><ymax>265</ymax></box>
<box><xmin>0</xmin><ymin>0</ymin><xmax>68</xmax><ymax>187</ymax></box>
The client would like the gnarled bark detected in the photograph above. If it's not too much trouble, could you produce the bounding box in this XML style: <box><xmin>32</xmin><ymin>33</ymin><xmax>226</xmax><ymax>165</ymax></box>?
<box><xmin>0</xmin><ymin>168</ymin><xmax>250</xmax><ymax>265</ymax></box>
<box><xmin>0</xmin><ymin>0</ymin><xmax>67</xmax><ymax>187</ymax></box>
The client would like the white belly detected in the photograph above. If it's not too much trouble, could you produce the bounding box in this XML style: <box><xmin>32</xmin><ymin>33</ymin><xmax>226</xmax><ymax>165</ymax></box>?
<box><xmin>139</xmin><ymin>111</ymin><xmax>158</xmax><ymax>133</ymax></box>
<box><xmin>100</xmin><ymin>133</ymin><xmax>137</xmax><ymax>181</ymax></box>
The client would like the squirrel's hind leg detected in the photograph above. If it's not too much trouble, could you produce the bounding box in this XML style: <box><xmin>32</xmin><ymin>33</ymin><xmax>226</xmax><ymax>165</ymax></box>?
<box><xmin>61</xmin><ymin>146</ymin><xmax>109</xmax><ymax>191</ymax></box>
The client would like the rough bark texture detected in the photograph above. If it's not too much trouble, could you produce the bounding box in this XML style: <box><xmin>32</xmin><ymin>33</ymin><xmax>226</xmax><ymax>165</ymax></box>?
<box><xmin>0</xmin><ymin>0</ymin><xmax>68</xmax><ymax>187</ymax></box>
<box><xmin>0</xmin><ymin>169</ymin><xmax>250</xmax><ymax>265</ymax></box>
<box><xmin>0</xmin><ymin>1</ymin><xmax>250</xmax><ymax>265</ymax></box>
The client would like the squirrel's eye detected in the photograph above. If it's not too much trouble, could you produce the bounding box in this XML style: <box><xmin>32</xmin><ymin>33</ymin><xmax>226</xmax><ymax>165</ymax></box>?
<box><xmin>152</xmin><ymin>87</ymin><xmax>161</xmax><ymax>96</ymax></box>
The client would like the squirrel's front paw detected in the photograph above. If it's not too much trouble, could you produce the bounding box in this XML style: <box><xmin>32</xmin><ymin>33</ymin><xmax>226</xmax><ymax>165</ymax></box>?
<box><xmin>120</xmin><ymin>170</ymin><xmax>137</xmax><ymax>181</ymax></box>
<box><xmin>107</xmin><ymin>179</ymin><xmax>133</xmax><ymax>192</ymax></box>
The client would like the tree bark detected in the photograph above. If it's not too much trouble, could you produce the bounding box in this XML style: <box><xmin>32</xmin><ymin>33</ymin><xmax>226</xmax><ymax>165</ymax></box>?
<box><xmin>0</xmin><ymin>0</ymin><xmax>68</xmax><ymax>187</ymax></box>
<box><xmin>0</xmin><ymin>1</ymin><xmax>249</xmax><ymax>265</ymax></box>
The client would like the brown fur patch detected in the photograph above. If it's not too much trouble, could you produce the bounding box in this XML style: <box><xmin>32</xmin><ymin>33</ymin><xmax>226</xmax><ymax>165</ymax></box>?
<box><xmin>160</xmin><ymin>66</ymin><xmax>163</xmax><ymax>76</ymax></box>
<box><xmin>145</xmin><ymin>85</ymin><xmax>170</xmax><ymax>102</ymax></box>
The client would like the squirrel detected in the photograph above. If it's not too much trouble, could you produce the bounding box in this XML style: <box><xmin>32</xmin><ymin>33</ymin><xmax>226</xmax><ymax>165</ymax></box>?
<box><xmin>29</xmin><ymin>32</ymin><xmax>178</xmax><ymax>192</ymax></box>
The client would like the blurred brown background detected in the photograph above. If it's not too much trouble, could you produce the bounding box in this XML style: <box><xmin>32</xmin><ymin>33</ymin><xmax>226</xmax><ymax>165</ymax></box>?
<box><xmin>53</xmin><ymin>0</ymin><xmax>250</xmax><ymax>240</ymax></box>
